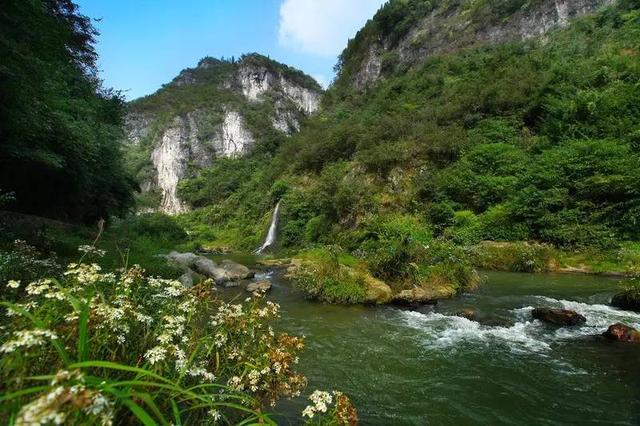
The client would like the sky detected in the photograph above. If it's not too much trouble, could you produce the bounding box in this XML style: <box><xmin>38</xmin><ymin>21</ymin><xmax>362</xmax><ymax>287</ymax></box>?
<box><xmin>76</xmin><ymin>0</ymin><xmax>387</xmax><ymax>100</ymax></box>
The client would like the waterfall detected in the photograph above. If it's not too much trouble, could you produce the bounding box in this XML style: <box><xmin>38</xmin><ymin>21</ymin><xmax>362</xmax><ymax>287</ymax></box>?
<box><xmin>255</xmin><ymin>201</ymin><xmax>281</xmax><ymax>254</ymax></box>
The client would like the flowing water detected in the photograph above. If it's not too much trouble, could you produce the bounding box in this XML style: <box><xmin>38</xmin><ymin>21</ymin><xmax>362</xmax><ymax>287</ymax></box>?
<box><xmin>254</xmin><ymin>201</ymin><xmax>281</xmax><ymax>254</ymax></box>
<box><xmin>220</xmin><ymin>263</ymin><xmax>640</xmax><ymax>425</ymax></box>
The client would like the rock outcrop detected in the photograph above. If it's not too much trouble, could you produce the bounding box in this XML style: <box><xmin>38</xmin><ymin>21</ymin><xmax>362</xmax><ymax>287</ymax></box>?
<box><xmin>363</xmin><ymin>276</ymin><xmax>393</xmax><ymax>304</ymax></box>
<box><xmin>237</xmin><ymin>62</ymin><xmax>320</xmax><ymax>114</ymax></box>
<box><xmin>125</xmin><ymin>53</ymin><xmax>322</xmax><ymax>214</ymax></box>
<box><xmin>532</xmin><ymin>307</ymin><xmax>586</xmax><ymax>326</ymax></box>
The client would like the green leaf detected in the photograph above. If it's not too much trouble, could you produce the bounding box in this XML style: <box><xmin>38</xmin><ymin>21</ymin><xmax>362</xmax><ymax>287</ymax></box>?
<box><xmin>134</xmin><ymin>392</ymin><xmax>169</xmax><ymax>426</ymax></box>
<box><xmin>0</xmin><ymin>386</ymin><xmax>51</xmax><ymax>402</ymax></box>
<box><xmin>170</xmin><ymin>399</ymin><xmax>182</xmax><ymax>426</ymax></box>
<box><xmin>77</xmin><ymin>301</ymin><xmax>90</xmax><ymax>362</ymax></box>
<box><xmin>120</xmin><ymin>398</ymin><xmax>158</xmax><ymax>426</ymax></box>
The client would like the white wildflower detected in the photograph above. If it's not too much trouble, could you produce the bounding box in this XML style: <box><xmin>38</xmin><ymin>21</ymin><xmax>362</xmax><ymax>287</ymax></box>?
<box><xmin>144</xmin><ymin>346</ymin><xmax>167</xmax><ymax>365</ymax></box>
<box><xmin>302</xmin><ymin>405</ymin><xmax>315</xmax><ymax>418</ymax></box>
<box><xmin>208</xmin><ymin>409</ymin><xmax>221</xmax><ymax>422</ymax></box>
<box><xmin>0</xmin><ymin>329</ymin><xmax>58</xmax><ymax>353</ymax></box>
<box><xmin>7</xmin><ymin>280</ymin><xmax>20</xmax><ymax>289</ymax></box>
<box><xmin>78</xmin><ymin>245</ymin><xmax>106</xmax><ymax>257</ymax></box>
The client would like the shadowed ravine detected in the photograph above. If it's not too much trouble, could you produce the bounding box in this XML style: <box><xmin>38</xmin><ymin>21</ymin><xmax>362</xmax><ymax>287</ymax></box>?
<box><xmin>220</xmin><ymin>266</ymin><xmax>640</xmax><ymax>425</ymax></box>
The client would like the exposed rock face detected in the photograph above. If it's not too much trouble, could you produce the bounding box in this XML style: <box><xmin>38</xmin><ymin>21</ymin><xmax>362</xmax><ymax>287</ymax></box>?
<box><xmin>237</xmin><ymin>64</ymin><xmax>320</xmax><ymax>114</ymax></box>
<box><xmin>124</xmin><ymin>113</ymin><xmax>153</xmax><ymax>146</ymax></box>
<box><xmin>351</xmin><ymin>0</ymin><xmax>614</xmax><ymax>88</ymax></box>
<box><xmin>125</xmin><ymin>54</ymin><xmax>322</xmax><ymax>214</ymax></box>
<box><xmin>602</xmin><ymin>323</ymin><xmax>640</xmax><ymax>342</ymax></box>
<box><xmin>146</xmin><ymin>111</ymin><xmax>253</xmax><ymax>214</ymax></box>
<box><xmin>218</xmin><ymin>111</ymin><xmax>254</xmax><ymax>157</ymax></box>
<box><xmin>532</xmin><ymin>307</ymin><xmax>586</xmax><ymax>326</ymax></box>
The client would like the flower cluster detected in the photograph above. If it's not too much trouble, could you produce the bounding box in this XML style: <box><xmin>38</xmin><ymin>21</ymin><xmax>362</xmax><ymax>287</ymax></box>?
<box><xmin>16</xmin><ymin>370</ymin><xmax>113</xmax><ymax>426</ymax></box>
<box><xmin>302</xmin><ymin>390</ymin><xmax>358</xmax><ymax>425</ymax></box>
<box><xmin>78</xmin><ymin>245</ymin><xmax>106</xmax><ymax>258</ymax></box>
<box><xmin>1</xmin><ymin>247</ymin><xmax>315</xmax><ymax>423</ymax></box>
<box><xmin>0</xmin><ymin>328</ymin><xmax>58</xmax><ymax>353</ymax></box>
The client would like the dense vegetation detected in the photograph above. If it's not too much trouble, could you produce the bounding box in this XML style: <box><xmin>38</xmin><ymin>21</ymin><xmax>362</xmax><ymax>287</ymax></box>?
<box><xmin>180</xmin><ymin>0</ymin><xmax>640</xmax><ymax>249</ymax></box>
<box><xmin>173</xmin><ymin>0</ymin><xmax>640</xmax><ymax>299</ymax></box>
<box><xmin>0</xmin><ymin>0</ymin><xmax>135</xmax><ymax>222</ymax></box>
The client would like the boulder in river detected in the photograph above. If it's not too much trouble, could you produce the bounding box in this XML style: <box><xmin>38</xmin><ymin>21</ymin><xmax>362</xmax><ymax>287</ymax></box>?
<box><xmin>165</xmin><ymin>251</ymin><xmax>254</xmax><ymax>285</ymax></box>
<box><xmin>602</xmin><ymin>323</ymin><xmax>640</xmax><ymax>343</ymax></box>
<box><xmin>246</xmin><ymin>280</ymin><xmax>272</xmax><ymax>293</ymax></box>
<box><xmin>610</xmin><ymin>290</ymin><xmax>640</xmax><ymax>312</ymax></box>
<box><xmin>532</xmin><ymin>307</ymin><xmax>586</xmax><ymax>326</ymax></box>
<box><xmin>457</xmin><ymin>308</ymin><xmax>478</xmax><ymax>321</ymax></box>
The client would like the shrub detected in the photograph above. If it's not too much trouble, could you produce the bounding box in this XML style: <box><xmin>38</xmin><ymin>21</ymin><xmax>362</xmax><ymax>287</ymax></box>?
<box><xmin>292</xmin><ymin>248</ymin><xmax>368</xmax><ymax>304</ymax></box>
<box><xmin>414</xmin><ymin>239</ymin><xmax>481</xmax><ymax>292</ymax></box>
<box><xmin>0</xmin><ymin>252</ymin><xmax>307</xmax><ymax>424</ymax></box>
<box><xmin>444</xmin><ymin>210</ymin><xmax>483</xmax><ymax>245</ymax></box>
<box><xmin>477</xmin><ymin>204</ymin><xmax>529</xmax><ymax>241</ymax></box>
<box><xmin>356</xmin><ymin>214</ymin><xmax>432</xmax><ymax>280</ymax></box>
<box><xmin>472</xmin><ymin>241</ymin><xmax>557</xmax><ymax>273</ymax></box>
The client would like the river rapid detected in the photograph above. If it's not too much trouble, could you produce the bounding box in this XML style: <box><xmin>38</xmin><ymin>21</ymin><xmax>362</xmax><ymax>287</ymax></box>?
<box><xmin>218</xmin><ymin>260</ymin><xmax>640</xmax><ymax>425</ymax></box>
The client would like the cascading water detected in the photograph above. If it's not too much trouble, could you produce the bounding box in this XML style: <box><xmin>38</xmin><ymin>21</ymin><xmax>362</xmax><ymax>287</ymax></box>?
<box><xmin>254</xmin><ymin>200</ymin><xmax>281</xmax><ymax>254</ymax></box>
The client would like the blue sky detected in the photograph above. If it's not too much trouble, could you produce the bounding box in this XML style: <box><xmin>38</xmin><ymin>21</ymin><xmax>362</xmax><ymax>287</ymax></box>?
<box><xmin>76</xmin><ymin>0</ymin><xmax>386</xmax><ymax>100</ymax></box>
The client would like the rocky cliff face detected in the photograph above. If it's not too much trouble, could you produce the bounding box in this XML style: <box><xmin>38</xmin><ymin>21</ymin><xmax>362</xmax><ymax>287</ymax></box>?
<box><xmin>237</xmin><ymin>62</ymin><xmax>321</xmax><ymax>114</ymax></box>
<box><xmin>345</xmin><ymin>0</ymin><xmax>614</xmax><ymax>89</ymax></box>
<box><xmin>125</xmin><ymin>54</ymin><xmax>322</xmax><ymax>214</ymax></box>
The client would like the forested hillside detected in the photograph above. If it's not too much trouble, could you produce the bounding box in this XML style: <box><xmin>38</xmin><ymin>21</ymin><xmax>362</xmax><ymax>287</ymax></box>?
<box><xmin>173</xmin><ymin>0</ymin><xmax>640</xmax><ymax>298</ymax></box>
<box><xmin>0</xmin><ymin>0</ymin><xmax>134</xmax><ymax>222</ymax></box>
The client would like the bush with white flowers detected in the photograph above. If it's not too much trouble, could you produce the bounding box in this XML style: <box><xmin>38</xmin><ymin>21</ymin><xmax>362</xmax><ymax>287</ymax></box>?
<box><xmin>0</xmin><ymin>249</ymin><xmax>307</xmax><ymax>424</ymax></box>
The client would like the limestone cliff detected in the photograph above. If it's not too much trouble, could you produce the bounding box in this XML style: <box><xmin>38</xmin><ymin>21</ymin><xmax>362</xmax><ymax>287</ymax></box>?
<box><xmin>125</xmin><ymin>53</ymin><xmax>322</xmax><ymax>214</ymax></box>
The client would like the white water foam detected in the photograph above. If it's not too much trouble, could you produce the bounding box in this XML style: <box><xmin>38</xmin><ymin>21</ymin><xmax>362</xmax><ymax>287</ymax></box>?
<box><xmin>530</xmin><ymin>296</ymin><xmax>640</xmax><ymax>340</ymax></box>
<box><xmin>253</xmin><ymin>271</ymin><xmax>274</xmax><ymax>281</ymax></box>
<box><xmin>398</xmin><ymin>297</ymin><xmax>640</xmax><ymax>354</ymax></box>
<box><xmin>400</xmin><ymin>311</ymin><xmax>551</xmax><ymax>353</ymax></box>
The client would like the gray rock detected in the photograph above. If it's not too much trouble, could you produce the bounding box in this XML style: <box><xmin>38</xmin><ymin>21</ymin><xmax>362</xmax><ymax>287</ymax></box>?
<box><xmin>246</xmin><ymin>280</ymin><xmax>272</xmax><ymax>293</ymax></box>
<box><xmin>178</xmin><ymin>270</ymin><xmax>195</xmax><ymax>288</ymax></box>
<box><xmin>163</xmin><ymin>252</ymin><xmax>254</xmax><ymax>285</ymax></box>
<box><xmin>611</xmin><ymin>291</ymin><xmax>640</xmax><ymax>312</ymax></box>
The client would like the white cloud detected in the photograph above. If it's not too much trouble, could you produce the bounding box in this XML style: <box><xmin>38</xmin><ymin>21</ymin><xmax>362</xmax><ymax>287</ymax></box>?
<box><xmin>278</xmin><ymin>0</ymin><xmax>387</xmax><ymax>57</ymax></box>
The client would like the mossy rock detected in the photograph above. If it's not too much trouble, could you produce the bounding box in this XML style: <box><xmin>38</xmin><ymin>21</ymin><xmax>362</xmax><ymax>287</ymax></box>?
<box><xmin>363</xmin><ymin>276</ymin><xmax>392</xmax><ymax>304</ymax></box>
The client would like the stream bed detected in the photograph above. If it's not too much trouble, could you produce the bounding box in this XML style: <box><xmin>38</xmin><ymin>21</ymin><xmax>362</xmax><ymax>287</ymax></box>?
<box><xmin>218</xmin><ymin>260</ymin><xmax>640</xmax><ymax>425</ymax></box>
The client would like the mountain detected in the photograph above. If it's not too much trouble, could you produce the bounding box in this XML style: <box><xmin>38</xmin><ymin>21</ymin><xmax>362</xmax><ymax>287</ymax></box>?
<box><xmin>124</xmin><ymin>53</ymin><xmax>322</xmax><ymax>214</ymax></box>
<box><xmin>335</xmin><ymin>0</ymin><xmax>614</xmax><ymax>89</ymax></box>
<box><xmin>172</xmin><ymin>0</ymin><xmax>640</xmax><ymax>258</ymax></box>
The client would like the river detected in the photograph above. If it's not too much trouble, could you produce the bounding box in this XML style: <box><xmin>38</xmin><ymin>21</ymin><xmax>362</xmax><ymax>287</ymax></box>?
<box><xmin>218</xmin><ymin>259</ymin><xmax>640</xmax><ymax>425</ymax></box>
